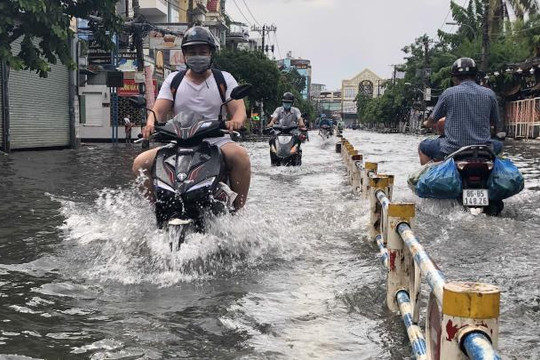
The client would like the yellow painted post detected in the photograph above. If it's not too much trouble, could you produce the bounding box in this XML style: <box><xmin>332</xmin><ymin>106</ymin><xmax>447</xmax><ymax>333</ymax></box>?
<box><xmin>343</xmin><ymin>144</ymin><xmax>353</xmax><ymax>163</ymax></box>
<box><xmin>362</xmin><ymin>162</ymin><xmax>378</xmax><ymax>198</ymax></box>
<box><xmin>335</xmin><ymin>137</ymin><xmax>342</xmax><ymax>153</ymax></box>
<box><xmin>385</xmin><ymin>204</ymin><xmax>418</xmax><ymax>314</ymax></box>
<box><xmin>351</xmin><ymin>154</ymin><xmax>363</xmax><ymax>195</ymax></box>
<box><xmin>347</xmin><ymin>149</ymin><xmax>358</xmax><ymax>183</ymax></box>
<box><xmin>439</xmin><ymin>282</ymin><xmax>500</xmax><ymax>359</ymax></box>
<box><xmin>379</xmin><ymin>174</ymin><xmax>395</xmax><ymax>201</ymax></box>
<box><xmin>368</xmin><ymin>176</ymin><xmax>389</xmax><ymax>240</ymax></box>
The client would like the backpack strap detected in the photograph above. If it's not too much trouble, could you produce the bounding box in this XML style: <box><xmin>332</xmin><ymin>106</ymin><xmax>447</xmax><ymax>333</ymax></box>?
<box><xmin>169</xmin><ymin>68</ymin><xmax>228</xmax><ymax>107</ymax></box>
<box><xmin>169</xmin><ymin>70</ymin><xmax>186</xmax><ymax>108</ymax></box>
<box><xmin>211</xmin><ymin>68</ymin><xmax>228</xmax><ymax>103</ymax></box>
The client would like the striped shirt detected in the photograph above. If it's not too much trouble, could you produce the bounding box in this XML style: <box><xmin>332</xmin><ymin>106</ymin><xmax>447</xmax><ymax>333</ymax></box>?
<box><xmin>432</xmin><ymin>80</ymin><xmax>500</xmax><ymax>154</ymax></box>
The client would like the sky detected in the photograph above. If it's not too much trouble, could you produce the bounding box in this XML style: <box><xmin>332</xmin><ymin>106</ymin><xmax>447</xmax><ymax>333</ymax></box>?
<box><xmin>225</xmin><ymin>0</ymin><xmax>459</xmax><ymax>90</ymax></box>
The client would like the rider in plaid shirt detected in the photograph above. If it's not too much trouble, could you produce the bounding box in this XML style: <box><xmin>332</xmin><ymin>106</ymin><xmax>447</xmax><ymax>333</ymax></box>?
<box><xmin>418</xmin><ymin>57</ymin><xmax>502</xmax><ymax>165</ymax></box>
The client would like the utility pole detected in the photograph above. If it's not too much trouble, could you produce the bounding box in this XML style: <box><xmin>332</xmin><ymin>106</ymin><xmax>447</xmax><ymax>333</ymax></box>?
<box><xmin>251</xmin><ymin>24</ymin><xmax>277</xmax><ymax>56</ymax></box>
<box><xmin>188</xmin><ymin>0</ymin><xmax>194</xmax><ymax>27</ymax></box>
<box><xmin>131</xmin><ymin>0</ymin><xmax>148</xmax><ymax>148</ymax></box>
<box><xmin>481</xmin><ymin>0</ymin><xmax>490</xmax><ymax>72</ymax></box>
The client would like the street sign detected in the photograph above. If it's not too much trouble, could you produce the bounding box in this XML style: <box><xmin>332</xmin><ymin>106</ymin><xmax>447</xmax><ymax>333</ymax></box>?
<box><xmin>424</xmin><ymin>87</ymin><xmax>432</xmax><ymax>102</ymax></box>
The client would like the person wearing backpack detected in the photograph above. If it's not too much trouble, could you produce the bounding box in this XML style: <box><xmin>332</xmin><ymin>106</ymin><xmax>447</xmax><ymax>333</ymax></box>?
<box><xmin>132</xmin><ymin>26</ymin><xmax>251</xmax><ymax>210</ymax></box>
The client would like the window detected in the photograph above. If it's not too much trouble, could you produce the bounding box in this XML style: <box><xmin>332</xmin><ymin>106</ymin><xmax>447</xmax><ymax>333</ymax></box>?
<box><xmin>359</xmin><ymin>80</ymin><xmax>373</xmax><ymax>97</ymax></box>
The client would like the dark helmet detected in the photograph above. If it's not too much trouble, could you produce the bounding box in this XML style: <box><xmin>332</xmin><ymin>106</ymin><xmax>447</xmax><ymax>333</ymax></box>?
<box><xmin>451</xmin><ymin>57</ymin><xmax>478</xmax><ymax>76</ymax></box>
<box><xmin>282</xmin><ymin>92</ymin><xmax>295</xmax><ymax>103</ymax></box>
<box><xmin>181</xmin><ymin>26</ymin><xmax>217</xmax><ymax>51</ymax></box>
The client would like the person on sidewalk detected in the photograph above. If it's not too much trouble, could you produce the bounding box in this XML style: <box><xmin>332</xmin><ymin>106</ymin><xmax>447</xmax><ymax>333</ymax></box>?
<box><xmin>123</xmin><ymin>115</ymin><xmax>133</xmax><ymax>143</ymax></box>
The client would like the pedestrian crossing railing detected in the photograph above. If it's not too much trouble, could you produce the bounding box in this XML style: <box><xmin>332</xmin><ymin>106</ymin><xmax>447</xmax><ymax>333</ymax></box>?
<box><xmin>337</xmin><ymin>137</ymin><xmax>502</xmax><ymax>360</ymax></box>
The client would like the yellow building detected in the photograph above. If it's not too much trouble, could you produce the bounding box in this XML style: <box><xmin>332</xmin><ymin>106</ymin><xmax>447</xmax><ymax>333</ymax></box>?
<box><xmin>341</xmin><ymin>68</ymin><xmax>384</xmax><ymax>121</ymax></box>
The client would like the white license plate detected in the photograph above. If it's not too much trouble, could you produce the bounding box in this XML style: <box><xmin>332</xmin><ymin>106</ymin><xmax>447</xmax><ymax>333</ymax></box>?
<box><xmin>462</xmin><ymin>189</ymin><xmax>489</xmax><ymax>206</ymax></box>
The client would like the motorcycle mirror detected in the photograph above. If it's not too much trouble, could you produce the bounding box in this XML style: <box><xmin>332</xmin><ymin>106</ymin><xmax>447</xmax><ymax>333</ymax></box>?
<box><xmin>230</xmin><ymin>84</ymin><xmax>252</xmax><ymax>100</ymax></box>
<box><xmin>128</xmin><ymin>95</ymin><xmax>147</xmax><ymax>108</ymax></box>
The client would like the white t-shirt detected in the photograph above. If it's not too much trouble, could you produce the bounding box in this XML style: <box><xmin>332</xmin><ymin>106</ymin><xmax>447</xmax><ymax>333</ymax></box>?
<box><xmin>157</xmin><ymin>70</ymin><xmax>239</xmax><ymax>120</ymax></box>
<box><xmin>271</xmin><ymin>106</ymin><xmax>302</xmax><ymax>127</ymax></box>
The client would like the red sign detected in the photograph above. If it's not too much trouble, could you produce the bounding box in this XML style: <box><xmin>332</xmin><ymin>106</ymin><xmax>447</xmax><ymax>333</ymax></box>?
<box><xmin>118</xmin><ymin>79</ymin><xmax>158</xmax><ymax>97</ymax></box>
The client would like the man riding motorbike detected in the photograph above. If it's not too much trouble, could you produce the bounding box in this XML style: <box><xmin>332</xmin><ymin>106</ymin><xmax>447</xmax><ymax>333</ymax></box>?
<box><xmin>418</xmin><ymin>57</ymin><xmax>502</xmax><ymax>165</ymax></box>
<box><xmin>267</xmin><ymin>92</ymin><xmax>306</xmax><ymax>130</ymax></box>
<box><xmin>132</xmin><ymin>26</ymin><xmax>251</xmax><ymax>210</ymax></box>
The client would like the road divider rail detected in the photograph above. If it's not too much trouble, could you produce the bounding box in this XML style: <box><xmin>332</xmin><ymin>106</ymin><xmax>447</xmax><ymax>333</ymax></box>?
<box><xmin>337</xmin><ymin>137</ymin><xmax>502</xmax><ymax>360</ymax></box>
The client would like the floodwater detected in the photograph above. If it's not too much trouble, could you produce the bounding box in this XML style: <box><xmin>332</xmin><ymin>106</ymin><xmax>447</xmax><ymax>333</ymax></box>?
<box><xmin>0</xmin><ymin>131</ymin><xmax>538</xmax><ymax>359</ymax></box>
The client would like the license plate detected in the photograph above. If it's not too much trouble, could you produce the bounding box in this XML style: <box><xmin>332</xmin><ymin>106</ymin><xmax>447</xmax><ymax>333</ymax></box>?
<box><xmin>462</xmin><ymin>189</ymin><xmax>489</xmax><ymax>206</ymax></box>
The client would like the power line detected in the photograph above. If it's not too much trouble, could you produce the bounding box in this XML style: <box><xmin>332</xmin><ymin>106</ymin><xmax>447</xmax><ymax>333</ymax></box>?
<box><xmin>440</xmin><ymin>0</ymin><xmax>470</xmax><ymax>30</ymax></box>
<box><xmin>231</xmin><ymin>0</ymin><xmax>252</xmax><ymax>26</ymax></box>
<box><xmin>241</xmin><ymin>0</ymin><xmax>261</xmax><ymax>27</ymax></box>
<box><xmin>273</xmin><ymin>32</ymin><xmax>282</xmax><ymax>59</ymax></box>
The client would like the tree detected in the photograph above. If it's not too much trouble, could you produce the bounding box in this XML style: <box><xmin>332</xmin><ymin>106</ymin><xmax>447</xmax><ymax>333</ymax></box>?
<box><xmin>214</xmin><ymin>49</ymin><xmax>281</xmax><ymax>113</ymax></box>
<box><xmin>0</xmin><ymin>0</ymin><xmax>123</xmax><ymax>77</ymax></box>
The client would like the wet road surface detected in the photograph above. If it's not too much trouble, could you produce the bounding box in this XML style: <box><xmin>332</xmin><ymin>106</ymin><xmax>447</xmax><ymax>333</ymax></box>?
<box><xmin>0</xmin><ymin>131</ymin><xmax>539</xmax><ymax>359</ymax></box>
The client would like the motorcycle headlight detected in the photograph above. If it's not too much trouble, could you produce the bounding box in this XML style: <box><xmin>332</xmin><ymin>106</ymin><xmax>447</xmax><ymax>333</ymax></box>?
<box><xmin>186</xmin><ymin>177</ymin><xmax>216</xmax><ymax>193</ymax></box>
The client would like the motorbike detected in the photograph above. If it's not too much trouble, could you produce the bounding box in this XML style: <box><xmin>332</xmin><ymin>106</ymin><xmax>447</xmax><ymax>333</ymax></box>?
<box><xmin>319</xmin><ymin>124</ymin><xmax>333</xmax><ymax>139</ymax></box>
<box><xmin>445</xmin><ymin>144</ymin><xmax>504</xmax><ymax>215</ymax></box>
<box><xmin>132</xmin><ymin>84</ymin><xmax>252</xmax><ymax>250</ymax></box>
<box><xmin>268</xmin><ymin>125</ymin><xmax>303</xmax><ymax>166</ymax></box>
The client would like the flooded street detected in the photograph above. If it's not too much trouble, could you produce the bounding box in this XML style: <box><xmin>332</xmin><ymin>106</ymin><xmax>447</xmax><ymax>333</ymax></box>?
<box><xmin>1</xmin><ymin>131</ymin><xmax>539</xmax><ymax>359</ymax></box>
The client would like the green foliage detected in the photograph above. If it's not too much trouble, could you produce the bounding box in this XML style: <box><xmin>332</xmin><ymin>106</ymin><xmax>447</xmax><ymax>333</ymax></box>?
<box><xmin>0</xmin><ymin>0</ymin><xmax>122</xmax><ymax>77</ymax></box>
<box><xmin>214</xmin><ymin>49</ymin><xmax>281</xmax><ymax>111</ymax></box>
<box><xmin>214</xmin><ymin>50</ymin><xmax>314</xmax><ymax>120</ymax></box>
<box><xmin>367</xmin><ymin>0</ymin><xmax>540</xmax><ymax>127</ymax></box>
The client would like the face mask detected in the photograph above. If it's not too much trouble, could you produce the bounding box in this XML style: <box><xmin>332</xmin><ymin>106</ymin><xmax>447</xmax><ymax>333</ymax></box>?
<box><xmin>186</xmin><ymin>55</ymin><xmax>212</xmax><ymax>74</ymax></box>
<box><xmin>283</xmin><ymin>102</ymin><xmax>292</xmax><ymax>110</ymax></box>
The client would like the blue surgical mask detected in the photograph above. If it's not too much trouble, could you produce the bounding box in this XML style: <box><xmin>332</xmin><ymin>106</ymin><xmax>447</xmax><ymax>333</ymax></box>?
<box><xmin>283</xmin><ymin>102</ymin><xmax>292</xmax><ymax>110</ymax></box>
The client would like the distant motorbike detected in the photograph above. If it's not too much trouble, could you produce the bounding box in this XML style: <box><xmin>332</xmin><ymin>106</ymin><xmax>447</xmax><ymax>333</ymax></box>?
<box><xmin>268</xmin><ymin>125</ymin><xmax>303</xmax><ymax>166</ymax></box>
<box><xmin>132</xmin><ymin>84</ymin><xmax>251</xmax><ymax>249</ymax></box>
<box><xmin>319</xmin><ymin>124</ymin><xmax>333</xmax><ymax>139</ymax></box>
<box><xmin>446</xmin><ymin>144</ymin><xmax>503</xmax><ymax>215</ymax></box>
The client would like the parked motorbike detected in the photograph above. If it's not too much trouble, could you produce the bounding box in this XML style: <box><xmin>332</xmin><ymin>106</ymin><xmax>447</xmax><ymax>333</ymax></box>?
<box><xmin>132</xmin><ymin>84</ymin><xmax>252</xmax><ymax>250</ymax></box>
<box><xmin>268</xmin><ymin>125</ymin><xmax>303</xmax><ymax>166</ymax></box>
<box><xmin>445</xmin><ymin>144</ymin><xmax>504</xmax><ymax>215</ymax></box>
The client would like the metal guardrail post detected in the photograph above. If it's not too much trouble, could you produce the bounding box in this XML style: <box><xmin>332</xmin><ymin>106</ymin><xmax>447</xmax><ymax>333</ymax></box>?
<box><xmin>386</xmin><ymin>204</ymin><xmax>418</xmax><ymax>314</ymax></box>
<box><xmin>368</xmin><ymin>176</ymin><xmax>389</xmax><ymax>240</ymax></box>
<box><xmin>379</xmin><ymin>174</ymin><xmax>395</xmax><ymax>200</ymax></box>
<box><xmin>362</xmin><ymin>162</ymin><xmax>378</xmax><ymax>198</ymax></box>
<box><xmin>461</xmin><ymin>332</ymin><xmax>501</xmax><ymax>360</ymax></box>
<box><xmin>396</xmin><ymin>290</ymin><xmax>428</xmax><ymax>360</ymax></box>
<box><xmin>441</xmin><ymin>282</ymin><xmax>501</xmax><ymax>359</ymax></box>
<box><xmin>335</xmin><ymin>140</ymin><xmax>342</xmax><ymax>153</ymax></box>
<box><xmin>351</xmin><ymin>154</ymin><xmax>363</xmax><ymax>194</ymax></box>
<box><xmin>347</xmin><ymin>149</ymin><xmax>358</xmax><ymax>179</ymax></box>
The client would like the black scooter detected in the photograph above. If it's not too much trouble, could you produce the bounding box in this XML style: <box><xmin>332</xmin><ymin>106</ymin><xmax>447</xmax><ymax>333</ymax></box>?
<box><xmin>268</xmin><ymin>125</ymin><xmax>303</xmax><ymax>166</ymax></box>
<box><xmin>445</xmin><ymin>144</ymin><xmax>503</xmax><ymax>215</ymax></box>
<box><xmin>132</xmin><ymin>84</ymin><xmax>251</xmax><ymax>249</ymax></box>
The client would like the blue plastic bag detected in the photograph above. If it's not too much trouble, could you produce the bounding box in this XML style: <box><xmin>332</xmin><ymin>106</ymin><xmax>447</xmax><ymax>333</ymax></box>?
<box><xmin>487</xmin><ymin>158</ymin><xmax>524</xmax><ymax>200</ymax></box>
<box><xmin>416</xmin><ymin>158</ymin><xmax>462</xmax><ymax>199</ymax></box>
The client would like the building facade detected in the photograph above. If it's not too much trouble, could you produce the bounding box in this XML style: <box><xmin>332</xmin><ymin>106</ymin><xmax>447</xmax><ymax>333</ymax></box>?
<box><xmin>78</xmin><ymin>0</ymin><xmax>234</xmax><ymax>141</ymax></box>
<box><xmin>1</xmin><ymin>37</ymin><xmax>75</xmax><ymax>152</ymax></box>
<box><xmin>277</xmin><ymin>52</ymin><xmax>312</xmax><ymax>100</ymax></box>
<box><xmin>341</xmin><ymin>68</ymin><xmax>384</xmax><ymax>122</ymax></box>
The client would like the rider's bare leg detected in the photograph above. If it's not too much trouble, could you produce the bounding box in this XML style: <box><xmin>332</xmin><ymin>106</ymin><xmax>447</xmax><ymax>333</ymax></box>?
<box><xmin>132</xmin><ymin>148</ymin><xmax>159</xmax><ymax>201</ymax></box>
<box><xmin>418</xmin><ymin>148</ymin><xmax>432</xmax><ymax>165</ymax></box>
<box><xmin>221</xmin><ymin>143</ymin><xmax>251</xmax><ymax>209</ymax></box>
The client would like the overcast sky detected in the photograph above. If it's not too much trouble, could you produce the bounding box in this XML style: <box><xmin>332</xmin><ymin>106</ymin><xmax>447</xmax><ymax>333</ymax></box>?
<box><xmin>225</xmin><ymin>0</ymin><xmax>456</xmax><ymax>90</ymax></box>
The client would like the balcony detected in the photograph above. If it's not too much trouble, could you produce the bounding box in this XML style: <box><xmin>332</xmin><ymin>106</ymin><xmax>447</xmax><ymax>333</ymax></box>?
<box><xmin>139</xmin><ymin>0</ymin><xmax>167</xmax><ymax>17</ymax></box>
